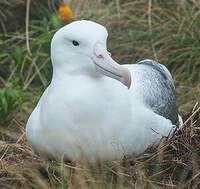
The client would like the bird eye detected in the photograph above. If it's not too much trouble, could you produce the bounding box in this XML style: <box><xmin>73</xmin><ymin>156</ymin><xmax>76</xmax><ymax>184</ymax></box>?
<box><xmin>72</xmin><ymin>40</ymin><xmax>79</xmax><ymax>46</ymax></box>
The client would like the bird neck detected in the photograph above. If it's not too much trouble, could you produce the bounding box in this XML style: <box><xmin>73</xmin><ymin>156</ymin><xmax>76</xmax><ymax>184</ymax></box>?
<box><xmin>51</xmin><ymin>56</ymin><xmax>102</xmax><ymax>84</ymax></box>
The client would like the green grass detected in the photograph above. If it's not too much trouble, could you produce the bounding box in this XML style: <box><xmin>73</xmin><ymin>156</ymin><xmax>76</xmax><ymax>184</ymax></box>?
<box><xmin>0</xmin><ymin>83</ymin><xmax>24</xmax><ymax>124</ymax></box>
<box><xmin>0</xmin><ymin>0</ymin><xmax>200</xmax><ymax>188</ymax></box>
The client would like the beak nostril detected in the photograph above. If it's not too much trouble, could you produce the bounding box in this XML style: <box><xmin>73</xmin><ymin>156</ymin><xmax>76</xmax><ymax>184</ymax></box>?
<box><xmin>93</xmin><ymin>42</ymin><xmax>131</xmax><ymax>89</ymax></box>
<box><xmin>98</xmin><ymin>54</ymin><xmax>103</xmax><ymax>58</ymax></box>
<box><xmin>97</xmin><ymin>52</ymin><xmax>110</xmax><ymax>59</ymax></box>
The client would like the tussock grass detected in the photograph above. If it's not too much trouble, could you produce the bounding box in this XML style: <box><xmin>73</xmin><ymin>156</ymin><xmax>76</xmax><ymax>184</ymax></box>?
<box><xmin>0</xmin><ymin>0</ymin><xmax>200</xmax><ymax>188</ymax></box>
<box><xmin>0</xmin><ymin>0</ymin><xmax>60</xmax><ymax>33</ymax></box>
<box><xmin>1</xmin><ymin>0</ymin><xmax>200</xmax><ymax>110</ymax></box>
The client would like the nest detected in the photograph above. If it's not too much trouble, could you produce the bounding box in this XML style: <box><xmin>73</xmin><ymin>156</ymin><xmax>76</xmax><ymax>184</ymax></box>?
<box><xmin>0</xmin><ymin>109</ymin><xmax>199</xmax><ymax>188</ymax></box>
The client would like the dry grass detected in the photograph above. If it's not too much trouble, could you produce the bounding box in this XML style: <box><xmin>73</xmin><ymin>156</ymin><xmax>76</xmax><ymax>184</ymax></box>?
<box><xmin>0</xmin><ymin>109</ymin><xmax>199</xmax><ymax>188</ymax></box>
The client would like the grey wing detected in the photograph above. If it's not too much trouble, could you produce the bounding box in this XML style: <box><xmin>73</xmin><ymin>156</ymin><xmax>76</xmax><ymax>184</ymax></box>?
<box><xmin>137</xmin><ymin>59</ymin><xmax>178</xmax><ymax>125</ymax></box>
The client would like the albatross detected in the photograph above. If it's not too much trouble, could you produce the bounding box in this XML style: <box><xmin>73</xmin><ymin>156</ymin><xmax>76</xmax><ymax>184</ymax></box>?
<box><xmin>26</xmin><ymin>20</ymin><xmax>182</xmax><ymax>162</ymax></box>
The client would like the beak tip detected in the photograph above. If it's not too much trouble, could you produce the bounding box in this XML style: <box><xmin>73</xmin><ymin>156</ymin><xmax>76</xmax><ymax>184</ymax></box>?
<box><xmin>122</xmin><ymin>67</ymin><xmax>131</xmax><ymax>90</ymax></box>
<box><xmin>126</xmin><ymin>82</ymin><xmax>131</xmax><ymax>90</ymax></box>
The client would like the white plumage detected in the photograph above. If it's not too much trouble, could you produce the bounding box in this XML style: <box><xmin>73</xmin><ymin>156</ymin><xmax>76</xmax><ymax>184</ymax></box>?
<box><xmin>26</xmin><ymin>20</ymin><xmax>182</xmax><ymax>162</ymax></box>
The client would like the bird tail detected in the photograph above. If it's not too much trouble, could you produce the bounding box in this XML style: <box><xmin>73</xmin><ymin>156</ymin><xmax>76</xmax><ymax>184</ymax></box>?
<box><xmin>178</xmin><ymin>114</ymin><xmax>183</xmax><ymax>127</ymax></box>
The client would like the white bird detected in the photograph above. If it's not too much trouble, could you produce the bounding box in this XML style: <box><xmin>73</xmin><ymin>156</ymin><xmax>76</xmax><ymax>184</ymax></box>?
<box><xmin>26</xmin><ymin>20</ymin><xmax>182</xmax><ymax>162</ymax></box>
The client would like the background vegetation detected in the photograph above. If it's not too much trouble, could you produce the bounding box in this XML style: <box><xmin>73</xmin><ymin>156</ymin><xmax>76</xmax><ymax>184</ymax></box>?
<box><xmin>0</xmin><ymin>0</ymin><xmax>199</xmax><ymax>188</ymax></box>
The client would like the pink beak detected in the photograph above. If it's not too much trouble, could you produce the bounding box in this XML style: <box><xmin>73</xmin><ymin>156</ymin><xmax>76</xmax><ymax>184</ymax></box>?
<box><xmin>92</xmin><ymin>43</ymin><xmax>131</xmax><ymax>89</ymax></box>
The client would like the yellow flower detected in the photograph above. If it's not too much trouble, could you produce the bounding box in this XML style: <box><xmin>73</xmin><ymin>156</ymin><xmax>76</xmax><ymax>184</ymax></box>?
<box><xmin>59</xmin><ymin>3</ymin><xmax>73</xmax><ymax>24</ymax></box>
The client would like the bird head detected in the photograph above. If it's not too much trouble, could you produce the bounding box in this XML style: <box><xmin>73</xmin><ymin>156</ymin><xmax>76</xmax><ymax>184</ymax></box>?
<box><xmin>51</xmin><ymin>20</ymin><xmax>131</xmax><ymax>89</ymax></box>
